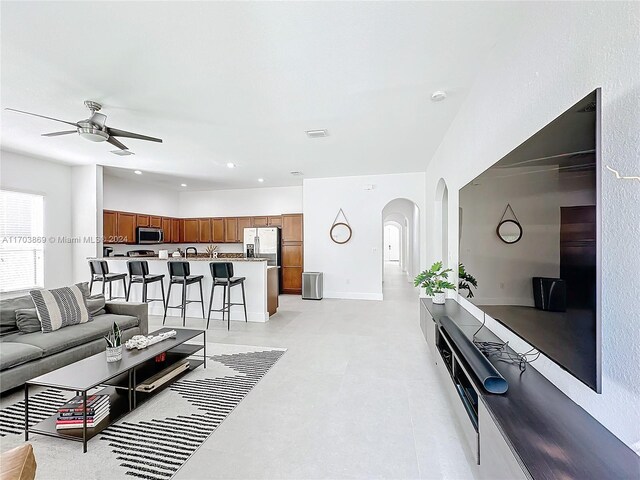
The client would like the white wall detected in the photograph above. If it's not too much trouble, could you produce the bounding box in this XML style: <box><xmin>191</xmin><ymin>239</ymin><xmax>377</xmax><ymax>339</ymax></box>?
<box><xmin>179</xmin><ymin>186</ymin><xmax>302</xmax><ymax>217</ymax></box>
<box><xmin>71</xmin><ymin>165</ymin><xmax>102</xmax><ymax>283</ymax></box>
<box><xmin>103</xmin><ymin>175</ymin><xmax>180</xmax><ymax>217</ymax></box>
<box><xmin>0</xmin><ymin>150</ymin><xmax>73</xmax><ymax>289</ymax></box>
<box><xmin>304</xmin><ymin>172</ymin><xmax>426</xmax><ymax>300</ymax></box>
<box><xmin>425</xmin><ymin>2</ymin><xmax>640</xmax><ymax>448</ymax></box>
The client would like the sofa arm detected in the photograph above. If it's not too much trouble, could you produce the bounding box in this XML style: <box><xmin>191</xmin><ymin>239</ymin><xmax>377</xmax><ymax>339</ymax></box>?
<box><xmin>105</xmin><ymin>302</ymin><xmax>149</xmax><ymax>335</ymax></box>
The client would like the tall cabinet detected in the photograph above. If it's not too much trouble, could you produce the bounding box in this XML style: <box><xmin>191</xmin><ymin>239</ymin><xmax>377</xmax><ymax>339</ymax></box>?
<box><xmin>281</xmin><ymin>214</ymin><xmax>303</xmax><ymax>295</ymax></box>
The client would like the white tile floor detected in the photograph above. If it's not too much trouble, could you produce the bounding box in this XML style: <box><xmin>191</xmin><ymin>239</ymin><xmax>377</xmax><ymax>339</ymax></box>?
<box><xmin>152</xmin><ymin>263</ymin><xmax>476</xmax><ymax>480</ymax></box>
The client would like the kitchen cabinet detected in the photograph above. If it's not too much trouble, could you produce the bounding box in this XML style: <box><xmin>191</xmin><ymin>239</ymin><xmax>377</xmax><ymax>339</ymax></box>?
<box><xmin>162</xmin><ymin>217</ymin><xmax>172</xmax><ymax>243</ymax></box>
<box><xmin>117</xmin><ymin>212</ymin><xmax>137</xmax><ymax>244</ymax></box>
<box><xmin>171</xmin><ymin>218</ymin><xmax>182</xmax><ymax>243</ymax></box>
<box><xmin>224</xmin><ymin>217</ymin><xmax>238</xmax><ymax>243</ymax></box>
<box><xmin>150</xmin><ymin>216</ymin><xmax>162</xmax><ymax>228</ymax></box>
<box><xmin>281</xmin><ymin>214</ymin><xmax>304</xmax><ymax>294</ymax></box>
<box><xmin>252</xmin><ymin>216</ymin><xmax>268</xmax><ymax>227</ymax></box>
<box><xmin>183</xmin><ymin>219</ymin><xmax>199</xmax><ymax>243</ymax></box>
<box><xmin>237</xmin><ymin>217</ymin><xmax>253</xmax><ymax>241</ymax></box>
<box><xmin>136</xmin><ymin>215</ymin><xmax>150</xmax><ymax>227</ymax></box>
<box><xmin>198</xmin><ymin>218</ymin><xmax>212</xmax><ymax>243</ymax></box>
<box><xmin>103</xmin><ymin>211</ymin><xmax>118</xmax><ymax>244</ymax></box>
<box><xmin>268</xmin><ymin>216</ymin><xmax>282</xmax><ymax>227</ymax></box>
<box><xmin>212</xmin><ymin>218</ymin><xmax>225</xmax><ymax>243</ymax></box>
<box><xmin>282</xmin><ymin>214</ymin><xmax>303</xmax><ymax>242</ymax></box>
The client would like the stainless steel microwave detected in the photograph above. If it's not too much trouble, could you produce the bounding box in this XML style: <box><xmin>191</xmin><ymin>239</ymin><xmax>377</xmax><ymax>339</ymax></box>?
<box><xmin>136</xmin><ymin>227</ymin><xmax>164</xmax><ymax>244</ymax></box>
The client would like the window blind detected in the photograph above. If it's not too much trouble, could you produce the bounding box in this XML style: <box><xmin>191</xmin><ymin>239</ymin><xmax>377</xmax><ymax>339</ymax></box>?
<box><xmin>0</xmin><ymin>190</ymin><xmax>45</xmax><ymax>293</ymax></box>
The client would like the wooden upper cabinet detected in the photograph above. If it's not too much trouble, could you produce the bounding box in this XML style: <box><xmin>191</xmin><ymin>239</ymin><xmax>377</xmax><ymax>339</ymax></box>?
<box><xmin>211</xmin><ymin>218</ymin><xmax>225</xmax><ymax>243</ymax></box>
<box><xmin>103</xmin><ymin>211</ymin><xmax>117</xmax><ymax>244</ymax></box>
<box><xmin>252</xmin><ymin>216</ymin><xmax>268</xmax><ymax>227</ymax></box>
<box><xmin>224</xmin><ymin>217</ymin><xmax>238</xmax><ymax>243</ymax></box>
<box><xmin>171</xmin><ymin>218</ymin><xmax>182</xmax><ymax>243</ymax></box>
<box><xmin>282</xmin><ymin>214</ymin><xmax>303</xmax><ymax>242</ymax></box>
<box><xmin>268</xmin><ymin>216</ymin><xmax>282</xmax><ymax>227</ymax></box>
<box><xmin>237</xmin><ymin>217</ymin><xmax>253</xmax><ymax>242</ymax></box>
<box><xmin>117</xmin><ymin>212</ymin><xmax>137</xmax><ymax>244</ymax></box>
<box><xmin>198</xmin><ymin>218</ymin><xmax>212</xmax><ymax>243</ymax></box>
<box><xmin>150</xmin><ymin>216</ymin><xmax>162</xmax><ymax>228</ymax></box>
<box><xmin>136</xmin><ymin>214</ymin><xmax>150</xmax><ymax>227</ymax></box>
<box><xmin>183</xmin><ymin>219</ymin><xmax>199</xmax><ymax>243</ymax></box>
<box><xmin>162</xmin><ymin>217</ymin><xmax>172</xmax><ymax>243</ymax></box>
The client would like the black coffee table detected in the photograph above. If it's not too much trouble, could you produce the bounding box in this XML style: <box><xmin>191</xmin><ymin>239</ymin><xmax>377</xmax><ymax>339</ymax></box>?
<box><xmin>25</xmin><ymin>327</ymin><xmax>206</xmax><ymax>452</ymax></box>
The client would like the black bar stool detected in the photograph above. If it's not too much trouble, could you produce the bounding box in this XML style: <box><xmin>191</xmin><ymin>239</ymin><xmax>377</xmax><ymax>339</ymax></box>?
<box><xmin>126</xmin><ymin>260</ymin><xmax>166</xmax><ymax>306</ymax></box>
<box><xmin>89</xmin><ymin>260</ymin><xmax>127</xmax><ymax>300</ymax></box>
<box><xmin>163</xmin><ymin>261</ymin><xmax>205</xmax><ymax>326</ymax></box>
<box><xmin>207</xmin><ymin>262</ymin><xmax>247</xmax><ymax>330</ymax></box>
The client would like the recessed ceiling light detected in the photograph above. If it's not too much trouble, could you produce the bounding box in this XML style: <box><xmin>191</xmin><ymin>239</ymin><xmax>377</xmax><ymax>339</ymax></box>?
<box><xmin>257</xmin><ymin>178</ymin><xmax>264</xmax><ymax>183</ymax></box>
<box><xmin>181</xmin><ymin>183</ymin><xmax>187</xmax><ymax>187</ymax></box>
<box><xmin>290</xmin><ymin>171</ymin><xmax>304</xmax><ymax>176</ymax></box>
<box><xmin>431</xmin><ymin>91</ymin><xmax>447</xmax><ymax>102</ymax></box>
<box><xmin>226</xmin><ymin>162</ymin><xmax>236</xmax><ymax>169</ymax></box>
<box><xmin>305</xmin><ymin>129</ymin><xmax>328</xmax><ymax>138</ymax></box>
<box><xmin>134</xmin><ymin>170</ymin><xmax>142</xmax><ymax>175</ymax></box>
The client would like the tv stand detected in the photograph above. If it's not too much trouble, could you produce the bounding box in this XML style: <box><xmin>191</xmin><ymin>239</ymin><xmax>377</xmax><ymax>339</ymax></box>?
<box><xmin>420</xmin><ymin>298</ymin><xmax>640</xmax><ymax>480</ymax></box>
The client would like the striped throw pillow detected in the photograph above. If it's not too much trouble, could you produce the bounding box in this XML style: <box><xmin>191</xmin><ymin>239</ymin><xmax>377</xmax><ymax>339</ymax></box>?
<box><xmin>30</xmin><ymin>284</ymin><xmax>91</xmax><ymax>333</ymax></box>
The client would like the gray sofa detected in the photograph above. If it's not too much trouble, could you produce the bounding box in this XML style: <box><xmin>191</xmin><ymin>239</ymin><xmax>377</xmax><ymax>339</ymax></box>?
<box><xmin>0</xmin><ymin>295</ymin><xmax>148</xmax><ymax>393</ymax></box>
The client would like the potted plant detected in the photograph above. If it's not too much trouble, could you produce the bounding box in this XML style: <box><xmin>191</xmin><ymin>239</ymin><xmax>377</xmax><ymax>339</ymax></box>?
<box><xmin>458</xmin><ymin>263</ymin><xmax>478</xmax><ymax>299</ymax></box>
<box><xmin>104</xmin><ymin>322</ymin><xmax>122</xmax><ymax>362</ymax></box>
<box><xmin>414</xmin><ymin>261</ymin><xmax>455</xmax><ymax>304</ymax></box>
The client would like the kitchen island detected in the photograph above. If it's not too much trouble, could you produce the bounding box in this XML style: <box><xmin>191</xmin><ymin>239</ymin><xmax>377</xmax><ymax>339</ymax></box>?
<box><xmin>89</xmin><ymin>257</ymin><xmax>278</xmax><ymax>322</ymax></box>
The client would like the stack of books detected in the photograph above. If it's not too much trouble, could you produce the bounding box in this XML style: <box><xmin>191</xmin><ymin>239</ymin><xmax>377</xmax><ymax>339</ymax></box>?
<box><xmin>55</xmin><ymin>394</ymin><xmax>110</xmax><ymax>430</ymax></box>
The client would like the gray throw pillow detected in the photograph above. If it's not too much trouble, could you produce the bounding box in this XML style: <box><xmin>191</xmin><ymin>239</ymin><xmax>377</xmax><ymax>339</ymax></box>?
<box><xmin>30</xmin><ymin>284</ymin><xmax>91</xmax><ymax>333</ymax></box>
<box><xmin>15</xmin><ymin>308</ymin><xmax>41</xmax><ymax>333</ymax></box>
<box><xmin>86</xmin><ymin>295</ymin><xmax>106</xmax><ymax>316</ymax></box>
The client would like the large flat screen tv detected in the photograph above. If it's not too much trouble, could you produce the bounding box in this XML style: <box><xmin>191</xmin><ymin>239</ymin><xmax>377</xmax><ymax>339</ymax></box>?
<box><xmin>459</xmin><ymin>89</ymin><xmax>600</xmax><ymax>392</ymax></box>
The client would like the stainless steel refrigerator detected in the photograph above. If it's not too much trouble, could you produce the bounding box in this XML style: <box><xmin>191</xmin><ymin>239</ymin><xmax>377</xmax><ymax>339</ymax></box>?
<box><xmin>243</xmin><ymin>227</ymin><xmax>281</xmax><ymax>267</ymax></box>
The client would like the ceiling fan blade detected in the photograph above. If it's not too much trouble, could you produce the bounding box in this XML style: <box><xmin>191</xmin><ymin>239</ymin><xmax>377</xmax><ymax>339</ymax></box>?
<box><xmin>107</xmin><ymin>127</ymin><xmax>162</xmax><ymax>143</ymax></box>
<box><xmin>42</xmin><ymin>130</ymin><xmax>77</xmax><ymax>137</ymax></box>
<box><xmin>5</xmin><ymin>108</ymin><xmax>79</xmax><ymax>127</ymax></box>
<box><xmin>107</xmin><ymin>136</ymin><xmax>128</xmax><ymax>151</ymax></box>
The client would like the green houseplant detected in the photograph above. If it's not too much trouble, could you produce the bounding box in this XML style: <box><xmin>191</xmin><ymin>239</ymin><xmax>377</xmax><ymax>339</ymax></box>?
<box><xmin>414</xmin><ymin>261</ymin><xmax>455</xmax><ymax>304</ymax></box>
<box><xmin>458</xmin><ymin>263</ymin><xmax>478</xmax><ymax>299</ymax></box>
<box><xmin>104</xmin><ymin>322</ymin><xmax>122</xmax><ymax>362</ymax></box>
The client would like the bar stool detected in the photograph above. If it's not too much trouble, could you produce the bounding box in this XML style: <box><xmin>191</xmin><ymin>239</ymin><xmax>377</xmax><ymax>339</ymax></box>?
<box><xmin>125</xmin><ymin>260</ymin><xmax>166</xmax><ymax>306</ymax></box>
<box><xmin>163</xmin><ymin>261</ymin><xmax>205</xmax><ymax>326</ymax></box>
<box><xmin>207</xmin><ymin>262</ymin><xmax>247</xmax><ymax>330</ymax></box>
<box><xmin>88</xmin><ymin>260</ymin><xmax>127</xmax><ymax>300</ymax></box>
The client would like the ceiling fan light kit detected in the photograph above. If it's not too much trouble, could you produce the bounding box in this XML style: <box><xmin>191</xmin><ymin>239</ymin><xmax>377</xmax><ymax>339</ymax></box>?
<box><xmin>5</xmin><ymin>100</ymin><xmax>163</xmax><ymax>155</ymax></box>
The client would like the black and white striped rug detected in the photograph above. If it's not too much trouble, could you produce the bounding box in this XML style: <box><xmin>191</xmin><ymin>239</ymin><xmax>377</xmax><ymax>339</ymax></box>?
<box><xmin>0</xmin><ymin>344</ymin><xmax>285</xmax><ymax>480</ymax></box>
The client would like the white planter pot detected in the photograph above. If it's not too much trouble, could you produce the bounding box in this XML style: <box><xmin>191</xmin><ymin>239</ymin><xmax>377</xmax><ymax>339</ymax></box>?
<box><xmin>106</xmin><ymin>345</ymin><xmax>123</xmax><ymax>363</ymax></box>
<box><xmin>433</xmin><ymin>292</ymin><xmax>446</xmax><ymax>305</ymax></box>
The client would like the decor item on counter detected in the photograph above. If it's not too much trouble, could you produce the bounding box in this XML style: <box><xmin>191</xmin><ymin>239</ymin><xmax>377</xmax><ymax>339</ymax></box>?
<box><xmin>104</xmin><ymin>322</ymin><xmax>122</xmax><ymax>362</ymax></box>
<box><xmin>205</xmin><ymin>245</ymin><xmax>218</xmax><ymax>258</ymax></box>
<box><xmin>458</xmin><ymin>263</ymin><xmax>478</xmax><ymax>299</ymax></box>
<box><xmin>414</xmin><ymin>261</ymin><xmax>455</xmax><ymax>304</ymax></box>
<box><xmin>496</xmin><ymin>203</ymin><xmax>523</xmax><ymax>244</ymax></box>
<box><xmin>330</xmin><ymin>208</ymin><xmax>353</xmax><ymax>244</ymax></box>
<box><xmin>172</xmin><ymin>248</ymin><xmax>183</xmax><ymax>258</ymax></box>
<box><xmin>159</xmin><ymin>249</ymin><xmax>169</xmax><ymax>259</ymax></box>
<box><xmin>125</xmin><ymin>330</ymin><xmax>177</xmax><ymax>350</ymax></box>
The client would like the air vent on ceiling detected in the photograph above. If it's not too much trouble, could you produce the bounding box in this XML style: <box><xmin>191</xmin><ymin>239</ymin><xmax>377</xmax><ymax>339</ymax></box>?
<box><xmin>111</xmin><ymin>150</ymin><xmax>135</xmax><ymax>156</ymax></box>
<box><xmin>290</xmin><ymin>171</ymin><xmax>304</xmax><ymax>176</ymax></box>
<box><xmin>305</xmin><ymin>129</ymin><xmax>328</xmax><ymax>138</ymax></box>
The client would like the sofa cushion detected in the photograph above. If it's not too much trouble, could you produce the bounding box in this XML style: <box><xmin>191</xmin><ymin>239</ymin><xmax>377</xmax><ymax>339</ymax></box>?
<box><xmin>7</xmin><ymin>314</ymin><xmax>138</xmax><ymax>357</ymax></box>
<box><xmin>86</xmin><ymin>295</ymin><xmax>106</xmax><ymax>316</ymax></box>
<box><xmin>0</xmin><ymin>295</ymin><xmax>34</xmax><ymax>336</ymax></box>
<box><xmin>15</xmin><ymin>309</ymin><xmax>41</xmax><ymax>334</ymax></box>
<box><xmin>0</xmin><ymin>343</ymin><xmax>43</xmax><ymax>371</ymax></box>
<box><xmin>30</xmin><ymin>284</ymin><xmax>91</xmax><ymax>333</ymax></box>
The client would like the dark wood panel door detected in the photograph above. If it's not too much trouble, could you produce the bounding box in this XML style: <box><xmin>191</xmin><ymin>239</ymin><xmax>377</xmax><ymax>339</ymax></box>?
<box><xmin>171</xmin><ymin>218</ymin><xmax>182</xmax><ymax>243</ymax></box>
<box><xmin>282</xmin><ymin>214</ymin><xmax>303</xmax><ymax>242</ymax></box>
<box><xmin>103</xmin><ymin>211</ymin><xmax>117</xmax><ymax>244</ymax></box>
<box><xmin>162</xmin><ymin>217</ymin><xmax>172</xmax><ymax>243</ymax></box>
<box><xmin>252</xmin><ymin>216</ymin><xmax>268</xmax><ymax>227</ymax></box>
<box><xmin>117</xmin><ymin>212</ymin><xmax>136</xmax><ymax>244</ymax></box>
<box><xmin>282</xmin><ymin>244</ymin><xmax>303</xmax><ymax>267</ymax></box>
<box><xmin>282</xmin><ymin>267</ymin><xmax>303</xmax><ymax>293</ymax></box>
<box><xmin>150</xmin><ymin>216</ymin><xmax>162</xmax><ymax>228</ymax></box>
<box><xmin>224</xmin><ymin>217</ymin><xmax>238</xmax><ymax>243</ymax></box>
<box><xmin>183</xmin><ymin>219</ymin><xmax>199</xmax><ymax>243</ymax></box>
<box><xmin>136</xmin><ymin>214</ymin><xmax>150</xmax><ymax>227</ymax></box>
<box><xmin>268</xmin><ymin>216</ymin><xmax>282</xmax><ymax>227</ymax></box>
<box><xmin>212</xmin><ymin>218</ymin><xmax>225</xmax><ymax>243</ymax></box>
<box><xmin>237</xmin><ymin>217</ymin><xmax>253</xmax><ymax>242</ymax></box>
<box><xmin>198</xmin><ymin>218</ymin><xmax>211</xmax><ymax>243</ymax></box>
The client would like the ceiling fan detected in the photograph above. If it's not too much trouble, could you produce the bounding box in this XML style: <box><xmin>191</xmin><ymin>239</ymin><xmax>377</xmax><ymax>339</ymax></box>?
<box><xmin>5</xmin><ymin>100</ymin><xmax>162</xmax><ymax>155</ymax></box>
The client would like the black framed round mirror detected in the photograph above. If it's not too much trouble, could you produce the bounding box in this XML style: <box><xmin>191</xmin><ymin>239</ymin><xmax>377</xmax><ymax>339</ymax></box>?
<box><xmin>496</xmin><ymin>220</ymin><xmax>522</xmax><ymax>244</ymax></box>
<box><xmin>330</xmin><ymin>222</ymin><xmax>352</xmax><ymax>244</ymax></box>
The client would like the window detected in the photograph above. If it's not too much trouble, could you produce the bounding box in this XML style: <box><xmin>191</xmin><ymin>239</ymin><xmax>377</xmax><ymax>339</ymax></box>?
<box><xmin>0</xmin><ymin>190</ymin><xmax>44</xmax><ymax>293</ymax></box>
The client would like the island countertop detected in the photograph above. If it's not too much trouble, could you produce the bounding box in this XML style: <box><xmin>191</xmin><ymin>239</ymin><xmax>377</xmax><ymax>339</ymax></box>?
<box><xmin>89</xmin><ymin>256</ymin><xmax>268</xmax><ymax>262</ymax></box>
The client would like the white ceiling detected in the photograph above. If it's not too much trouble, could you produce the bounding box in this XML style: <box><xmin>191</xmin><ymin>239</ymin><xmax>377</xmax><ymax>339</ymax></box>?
<box><xmin>1</xmin><ymin>1</ymin><xmax>521</xmax><ymax>190</ymax></box>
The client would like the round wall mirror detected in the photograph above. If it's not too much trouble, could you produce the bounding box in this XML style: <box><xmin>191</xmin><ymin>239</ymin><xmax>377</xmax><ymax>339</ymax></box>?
<box><xmin>497</xmin><ymin>220</ymin><xmax>522</xmax><ymax>244</ymax></box>
<box><xmin>330</xmin><ymin>223</ymin><xmax>352</xmax><ymax>244</ymax></box>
